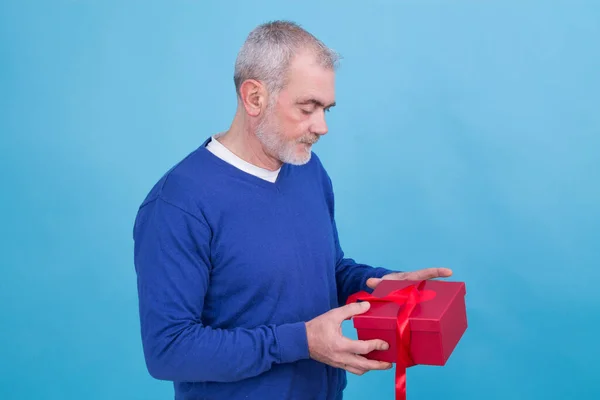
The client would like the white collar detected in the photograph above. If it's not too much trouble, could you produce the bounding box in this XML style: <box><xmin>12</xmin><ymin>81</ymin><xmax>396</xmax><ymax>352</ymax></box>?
<box><xmin>206</xmin><ymin>135</ymin><xmax>280</xmax><ymax>183</ymax></box>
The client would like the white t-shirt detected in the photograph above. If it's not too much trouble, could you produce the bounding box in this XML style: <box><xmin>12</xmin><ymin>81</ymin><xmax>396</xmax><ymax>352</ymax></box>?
<box><xmin>206</xmin><ymin>135</ymin><xmax>280</xmax><ymax>183</ymax></box>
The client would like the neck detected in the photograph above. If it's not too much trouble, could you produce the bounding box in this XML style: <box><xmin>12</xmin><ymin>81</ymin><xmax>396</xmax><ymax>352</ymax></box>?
<box><xmin>217</xmin><ymin>108</ymin><xmax>283</xmax><ymax>171</ymax></box>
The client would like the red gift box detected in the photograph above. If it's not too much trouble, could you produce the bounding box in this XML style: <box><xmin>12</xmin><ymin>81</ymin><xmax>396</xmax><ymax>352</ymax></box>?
<box><xmin>351</xmin><ymin>279</ymin><xmax>467</xmax><ymax>365</ymax></box>
<box><xmin>347</xmin><ymin>279</ymin><xmax>467</xmax><ymax>399</ymax></box>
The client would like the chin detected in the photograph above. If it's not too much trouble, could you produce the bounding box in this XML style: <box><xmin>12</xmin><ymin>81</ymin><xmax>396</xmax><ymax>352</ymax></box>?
<box><xmin>283</xmin><ymin>147</ymin><xmax>312</xmax><ymax>166</ymax></box>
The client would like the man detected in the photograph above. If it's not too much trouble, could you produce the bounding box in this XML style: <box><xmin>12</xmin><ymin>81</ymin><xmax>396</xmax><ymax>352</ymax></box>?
<box><xmin>132</xmin><ymin>20</ymin><xmax>451</xmax><ymax>400</ymax></box>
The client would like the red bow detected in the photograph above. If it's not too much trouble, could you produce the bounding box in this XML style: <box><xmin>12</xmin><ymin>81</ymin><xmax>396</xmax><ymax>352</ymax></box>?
<box><xmin>346</xmin><ymin>280</ymin><xmax>427</xmax><ymax>400</ymax></box>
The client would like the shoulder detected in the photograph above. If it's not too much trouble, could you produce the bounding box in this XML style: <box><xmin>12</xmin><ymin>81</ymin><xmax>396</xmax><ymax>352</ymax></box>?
<box><xmin>136</xmin><ymin>144</ymin><xmax>219</xmax><ymax>218</ymax></box>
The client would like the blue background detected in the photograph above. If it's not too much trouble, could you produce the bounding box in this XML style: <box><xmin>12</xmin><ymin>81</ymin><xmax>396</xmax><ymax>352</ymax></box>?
<box><xmin>1</xmin><ymin>1</ymin><xmax>599</xmax><ymax>399</ymax></box>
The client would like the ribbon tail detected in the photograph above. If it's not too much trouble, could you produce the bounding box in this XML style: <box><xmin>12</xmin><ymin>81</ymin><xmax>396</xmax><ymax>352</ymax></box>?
<box><xmin>395</xmin><ymin>363</ymin><xmax>407</xmax><ymax>400</ymax></box>
<box><xmin>394</xmin><ymin>285</ymin><xmax>423</xmax><ymax>399</ymax></box>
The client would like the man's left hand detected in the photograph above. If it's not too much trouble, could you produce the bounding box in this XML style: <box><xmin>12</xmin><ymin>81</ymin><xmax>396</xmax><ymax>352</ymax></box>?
<box><xmin>366</xmin><ymin>268</ymin><xmax>453</xmax><ymax>290</ymax></box>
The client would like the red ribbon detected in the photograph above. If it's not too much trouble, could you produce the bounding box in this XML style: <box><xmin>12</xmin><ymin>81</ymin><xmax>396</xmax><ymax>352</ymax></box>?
<box><xmin>346</xmin><ymin>280</ymin><xmax>427</xmax><ymax>400</ymax></box>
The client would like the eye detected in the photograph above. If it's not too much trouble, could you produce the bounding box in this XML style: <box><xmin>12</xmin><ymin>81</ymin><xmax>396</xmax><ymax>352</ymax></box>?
<box><xmin>301</xmin><ymin>108</ymin><xmax>314</xmax><ymax>115</ymax></box>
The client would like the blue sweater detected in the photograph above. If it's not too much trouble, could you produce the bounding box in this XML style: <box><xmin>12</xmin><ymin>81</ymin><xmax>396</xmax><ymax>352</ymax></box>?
<box><xmin>132</xmin><ymin>139</ymin><xmax>392</xmax><ymax>399</ymax></box>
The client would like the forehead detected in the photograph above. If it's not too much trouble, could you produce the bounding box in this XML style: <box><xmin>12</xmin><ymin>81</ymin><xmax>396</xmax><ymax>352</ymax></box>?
<box><xmin>282</xmin><ymin>52</ymin><xmax>335</xmax><ymax>103</ymax></box>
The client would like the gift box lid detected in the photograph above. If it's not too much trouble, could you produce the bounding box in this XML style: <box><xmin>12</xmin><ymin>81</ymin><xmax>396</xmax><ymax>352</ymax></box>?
<box><xmin>352</xmin><ymin>280</ymin><xmax>466</xmax><ymax>332</ymax></box>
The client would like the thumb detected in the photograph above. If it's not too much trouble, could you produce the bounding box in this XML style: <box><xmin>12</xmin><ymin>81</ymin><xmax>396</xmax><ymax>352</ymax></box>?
<box><xmin>337</xmin><ymin>301</ymin><xmax>371</xmax><ymax>321</ymax></box>
<box><xmin>366</xmin><ymin>278</ymin><xmax>381</xmax><ymax>289</ymax></box>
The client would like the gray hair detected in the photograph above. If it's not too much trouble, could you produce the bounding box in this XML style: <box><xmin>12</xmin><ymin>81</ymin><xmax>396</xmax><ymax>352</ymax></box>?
<box><xmin>233</xmin><ymin>20</ymin><xmax>340</xmax><ymax>98</ymax></box>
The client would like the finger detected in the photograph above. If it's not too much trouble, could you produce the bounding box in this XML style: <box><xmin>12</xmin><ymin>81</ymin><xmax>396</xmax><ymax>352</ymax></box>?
<box><xmin>369</xmin><ymin>272</ymin><xmax>408</xmax><ymax>285</ymax></box>
<box><xmin>348</xmin><ymin>354</ymin><xmax>393</xmax><ymax>372</ymax></box>
<box><xmin>345</xmin><ymin>338</ymin><xmax>389</xmax><ymax>355</ymax></box>
<box><xmin>367</xmin><ymin>272</ymin><xmax>408</xmax><ymax>288</ymax></box>
<box><xmin>408</xmin><ymin>267</ymin><xmax>452</xmax><ymax>280</ymax></box>
<box><xmin>345</xmin><ymin>365</ymin><xmax>367</xmax><ymax>376</ymax></box>
<box><xmin>335</xmin><ymin>300</ymin><xmax>371</xmax><ymax>321</ymax></box>
<box><xmin>366</xmin><ymin>277</ymin><xmax>380</xmax><ymax>289</ymax></box>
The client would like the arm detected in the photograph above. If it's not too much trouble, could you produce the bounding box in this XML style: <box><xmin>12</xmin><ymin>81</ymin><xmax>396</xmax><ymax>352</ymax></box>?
<box><xmin>133</xmin><ymin>196</ymin><xmax>308</xmax><ymax>383</ymax></box>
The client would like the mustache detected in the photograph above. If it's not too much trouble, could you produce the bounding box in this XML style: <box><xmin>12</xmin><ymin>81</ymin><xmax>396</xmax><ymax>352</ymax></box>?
<box><xmin>298</xmin><ymin>135</ymin><xmax>319</xmax><ymax>144</ymax></box>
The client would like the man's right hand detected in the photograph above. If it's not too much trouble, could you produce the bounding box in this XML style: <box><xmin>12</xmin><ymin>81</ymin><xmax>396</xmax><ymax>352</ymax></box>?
<box><xmin>305</xmin><ymin>301</ymin><xmax>393</xmax><ymax>375</ymax></box>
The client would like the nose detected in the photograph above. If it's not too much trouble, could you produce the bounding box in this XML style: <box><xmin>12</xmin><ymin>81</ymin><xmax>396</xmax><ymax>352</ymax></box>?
<box><xmin>311</xmin><ymin>110</ymin><xmax>329</xmax><ymax>136</ymax></box>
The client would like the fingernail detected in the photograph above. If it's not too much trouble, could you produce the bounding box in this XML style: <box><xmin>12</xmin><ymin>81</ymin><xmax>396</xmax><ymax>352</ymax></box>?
<box><xmin>381</xmin><ymin>343</ymin><xmax>389</xmax><ymax>350</ymax></box>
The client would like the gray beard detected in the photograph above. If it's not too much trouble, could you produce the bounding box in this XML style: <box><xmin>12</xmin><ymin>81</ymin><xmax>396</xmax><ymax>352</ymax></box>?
<box><xmin>255</xmin><ymin>115</ymin><xmax>315</xmax><ymax>166</ymax></box>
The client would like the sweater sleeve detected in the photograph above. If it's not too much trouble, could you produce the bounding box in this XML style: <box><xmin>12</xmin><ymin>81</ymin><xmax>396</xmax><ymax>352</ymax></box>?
<box><xmin>133</xmin><ymin>196</ymin><xmax>309</xmax><ymax>383</ymax></box>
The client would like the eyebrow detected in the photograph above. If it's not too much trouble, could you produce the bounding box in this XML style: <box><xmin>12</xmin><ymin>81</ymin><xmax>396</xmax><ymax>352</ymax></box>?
<box><xmin>297</xmin><ymin>98</ymin><xmax>336</xmax><ymax>109</ymax></box>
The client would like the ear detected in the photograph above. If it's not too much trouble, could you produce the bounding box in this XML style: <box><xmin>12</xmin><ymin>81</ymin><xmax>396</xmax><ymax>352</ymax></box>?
<box><xmin>239</xmin><ymin>79</ymin><xmax>266</xmax><ymax>117</ymax></box>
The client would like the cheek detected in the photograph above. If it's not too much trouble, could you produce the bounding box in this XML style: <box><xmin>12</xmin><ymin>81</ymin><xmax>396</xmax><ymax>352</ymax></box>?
<box><xmin>280</xmin><ymin>112</ymin><xmax>310</xmax><ymax>139</ymax></box>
